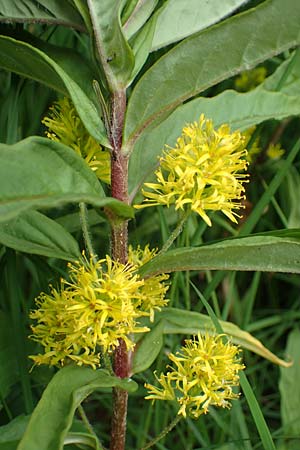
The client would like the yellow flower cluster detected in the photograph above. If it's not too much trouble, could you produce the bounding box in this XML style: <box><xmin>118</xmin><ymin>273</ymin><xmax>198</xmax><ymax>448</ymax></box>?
<box><xmin>30</xmin><ymin>247</ymin><xmax>169</xmax><ymax>369</ymax></box>
<box><xmin>235</xmin><ymin>66</ymin><xmax>267</xmax><ymax>92</ymax></box>
<box><xmin>145</xmin><ymin>333</ymin><xmax>244</xmax><ymax>419</ymax></box>
<box><xmin>135</xmin><ymin>115</ymin><xmax>249</xmax><ymax>226</ymax></box>
<box><xmin>42</xmin><ymin>97</ymin><xmax>111</xmax><ymax>184</ymax></box>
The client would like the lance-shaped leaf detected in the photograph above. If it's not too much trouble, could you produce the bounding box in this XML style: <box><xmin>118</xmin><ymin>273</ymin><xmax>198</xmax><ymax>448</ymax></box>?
<box><xmin>131</xmin><ymin>306</ymin><xmax>291</xmax><ymax>374</ymax></box>
<box><xmin>0</xmin><ymin>137</ymin><xmax>134</xmax><ymax>221</ymax></box>
<box><xmin>128</xmin><ymin>51</ymin><xmax>300</xmax><ymax>196</ymax></box>
<box><xmin>0</xmin><ymin>33</ymin><xmax>109</xmax><ymax>146</ymax></box>
<box><xmin>0</xmin><ymin>0</ymin><xmax>86</xmax><ymax>31</ymax></box>
<box><xmin>87</xmin><ymin>0</ymin><xmax>134</xmax><ymax>90</ymax></box>
<box><xmin>0</xmin><ymin>211</ymin><xmax>81</xmax><ymax>261</ymax></box>
<box><xmin>18</xmin><ymin>366</ymin><xmax>137</xmax><ymax>450</ymax></box>
<box><xmin>124</xmin><ymin>0</ymin><xmax>300</xmax><ymax>150</ymax></box>
<box><xmin>123</xmin><ymin>0</ymin><xmax>158</xmax><ymax>40</ymax></box>
<box><xmin>138</xmin><ymin>230</ymin><xmax>300</xmax><ymax>277</ymax></box>
<box><xmin>151</xmin><ymin>0</ymin><xmax>250</xmax><ymax>51</ymax></box>
<box><xmin>160</xmin><ymin>308</ymin><xmax>291</xmax><ymax>368</ymax></box>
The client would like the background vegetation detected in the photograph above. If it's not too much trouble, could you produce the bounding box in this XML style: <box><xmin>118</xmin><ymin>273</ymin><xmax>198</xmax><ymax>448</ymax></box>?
<box><xmin>0</xmin><ymin>1</ymin><xmax>300</xmax><ymax>449</ymax></box>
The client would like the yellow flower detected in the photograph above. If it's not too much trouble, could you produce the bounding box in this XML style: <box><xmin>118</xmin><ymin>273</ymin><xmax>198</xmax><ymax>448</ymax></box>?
<box><xmin>42</xmin><ymin>97</ymin><xmax>111</xmax><ymax>184</ymax></box>
<box><xmin>128</xmin><ymin>245</ymin><xmax>169</xmax><ymax>322</ymax></box>
<box><xmin>235</xmin><ymin>66</ymin><xmax>267</xmax><ymax>92</ymax></box>
<box><xmin>266</xmin><ymin>143</ymin><xmax>285</xmax><ymax>160</ymax></box>
<box><xmin>30</xmin><ymin>250</ymin><xmax>169</xmax><ymax>368</ymax></box>
<box><xmin>145</xmin><ymin>333</ymin><xmax>245</xmax><ymax>419</ymax></box>
<box><xmin>135</xmin><ymin>115</ymin><xmax>249</xmax><ymax>226</ymax></box>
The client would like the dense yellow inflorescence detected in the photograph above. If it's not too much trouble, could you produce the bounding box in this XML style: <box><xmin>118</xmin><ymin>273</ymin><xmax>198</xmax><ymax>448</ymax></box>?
<box><xmin>135</xmin><ymin>114</ymin><xmax>249</xmax><ymax>227</ymax></box>
<box><xmin>145</xmin><ymin>333</ymin><xmax>245</xmax><ymax>419</ymax></box>
<box><xmin>30</xmin><ymin>247</ymin><xmax>169</xmax><ymax>369</ymax></box>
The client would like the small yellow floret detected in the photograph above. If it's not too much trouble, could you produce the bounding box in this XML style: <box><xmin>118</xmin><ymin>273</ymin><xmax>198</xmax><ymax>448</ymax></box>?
<box><xmin>135</xmin><ymin>115</ymin><xmax>249</xmax><ymax>226</ymax></box>
<box><xmin>145</xmin><ymin>333</ymin><xmax>245</xmax><ymax>419</ymax></box>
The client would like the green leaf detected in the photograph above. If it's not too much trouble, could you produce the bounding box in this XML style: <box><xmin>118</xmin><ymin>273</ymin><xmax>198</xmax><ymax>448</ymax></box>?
<box><xmin>18</xmin><ymin>365</ymin><xmax>137</xmax><ymax>450</ymax></box>
<box><xmin>64</xmin><ymin>432</ymin><xmax>100</xmax><ymax>449</ymax></box>
<box><xmin>0</xmin><ymin>311</ymin><xmax>19</xmax><ymax>400</ymax></box>
<box><xmin>0</xmin><ymin>415</ymin><xmax>30</xmax><ymax>450</ymax></box>
<box><xmin>151</xmin><ymin>0</ymin><xmax>250</xmax><ymax>51</ymax></box>
<box><xmin>0</xmin><ymin>0</ymin><xmax>85</xmax><ymax>31</ymax></box>
<box><xmin>138</xmin><ymin>230</ymin><xmax>300</xmax><ymax>277</ymax></box>
<box><xmin>86</xmin><ymin>0</ymin><xmax>134</xmax><ymax>89</ymax></box>
<box><xmin>279</xmin><ymin>328</ymin><xmax>300</xmax><ymax>448</ymax></box>
<box><xmin>0</xmin><ymin>211</ymin><xmax>81</xmax><ymax>260</ymax></box>
<box><xmin>0</xmin><ymin>137</ymin><xmax>134</xmax><ymax>221</ymax></box>
<box><xmin>123</xmin><ymin>0</ymin><xmax>158</xmax><ymax>40</ymax></box>
<box><xmin>157</xmin><ymin>307</ymin><xmax>291</xmax><ymax>368</ymax></box>
<box><xmin>285</xmin><ymin>167</ymin><xmax>300</xmax><ymax>228</ymax></box>
<box><xmin>129</xmin><ymin>12</ymin><xmax>157</xmax><ymax>83</ymax></box>
<box><xmin>124</xmin><ymin>0</ymin><xmax>300</xmax><ymax>150</ymax></box>
<box><xmin>0</xmin><ymin>33</ymin><xmax>109</xmax><ymax>146</ymax></box>
<box><xmin>132</xmin><ymin>321</ymin><xmax>164</xmax><ymax>374</ymax></box>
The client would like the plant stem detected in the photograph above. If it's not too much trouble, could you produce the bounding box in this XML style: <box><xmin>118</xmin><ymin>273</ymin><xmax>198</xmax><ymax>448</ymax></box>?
<box><xmin>108</xmin><ymin>89</ymin><xmax>130</xmax><ymax>450</ymax></box>
<box><xmin>140</xmin><ymin>415</ymin><xmax>182</xmax><ymax>450</ymax></box>
<box><xmin>157</xmin><ymin>211</ymin><xmax>189</xmax><ymax>256</ymax></box>
<box><xmin>79</xmin><ymin>202</ymin><xmax>97</xmax><ymax>262</ymax></box>
<box><xmin>78</xmin><ymin>404</ymin><xmax>103</xmax><ymax>449</ymax></box>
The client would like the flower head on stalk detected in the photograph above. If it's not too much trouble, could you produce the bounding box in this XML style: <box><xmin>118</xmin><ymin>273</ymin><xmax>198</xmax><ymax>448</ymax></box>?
<box><xmin>145</xmin><ymin>333</ymin><xmax>245</xmax><ymax>419</ymax></box>
<box><xmin>135</xmin><ymin>115</ymin><xmax>249</xmax><ymax>227</ymax></box>
<box><xmin>42</xmin><ymin>97</ymin><xmax>110</xmax><ymax>183</ymax></box>
<box><xmin>30</xmin><ymin>247</ymin><xmax>169</xmax><ymax>369</ymax></box>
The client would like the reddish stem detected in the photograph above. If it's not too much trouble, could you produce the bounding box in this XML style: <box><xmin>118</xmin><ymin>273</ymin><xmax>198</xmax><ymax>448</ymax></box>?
<box><xmin>108</xmin><ymin>89</ymin><xmax>130</xmax><ymax>450</ymax></box>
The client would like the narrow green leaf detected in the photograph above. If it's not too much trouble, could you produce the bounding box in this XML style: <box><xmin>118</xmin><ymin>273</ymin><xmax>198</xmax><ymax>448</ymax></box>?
<box><xmin>151</xmin><ymin>0</ymin><xmax>250</xmax><ymax>51</ymax></box>
<box><xmin>0</xmin><ymin>33</ymin><xmax>109</xmax><ymax>146</ymax></box>
<box><xmin>239</xmin><ymin>371</ymin><xmax>276</xmax><ymax>450</ymax></box>
<box><xmin>0</xmin><ymin>137</ymin><xmax>134</xmax><ymax>221</ymax></box>
<box><xmin>132</xmin><ymin>321</ymin><xmax>164</xmax><ymax>374</ymax></box>
<box><xmin>157</xmin><ymin>308</ymin><xmax>291</xmax><ymax>368</ymax></box>
<box><xmin>279</xmin><ymin>328</ymin><xmax>300</xmax><ymax>448</ymax></box>
<box><xmin>64</xmin><ymin>432</ymin><xmax>99</xmax><ymax>449</ymax></box>
<box><xmin>0</xmin><ymin>0</ymin><xmax>85</xmax><ymax>30</ymax></box>
<box><xmin>123</xmin><ymin>0</ymin><xmax>158</xmax><ymax>40</ymax></box>
<box><xmin>0</xmin><ymin>211</ymin><xmax>81</xmax><ymax>260</ymax></box>
<box><xmin>138</xmin><ymin>231</ymin><xmax>300</xmax><ymax>277</ymax></box>
<box><xmin>86</xmin><ymin>0</ymin><xmax>134</xmax><ymax>89</ymax></box>
<box><xmin>18</xmin><ymin>365</ymin><xmax>137</xmax><ymax>450</ymax></box>
<box><xmin>129</xmin><ymin>12</ymin><xmax>157</xmax><ymax>83</ymax></box>
<box><xmin>124</xmin><ymin>0</ymin><xmax>300</xmax><ymax>149</ymax></box>
<box><xmin>285</xmin><ymin>167</ymin><xmax>300</xmax><ymax>228</ymax></box>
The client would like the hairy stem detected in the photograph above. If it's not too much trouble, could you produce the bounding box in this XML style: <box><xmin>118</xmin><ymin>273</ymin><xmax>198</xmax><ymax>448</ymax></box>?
<box><xmin>108</xmin><ymin>89</ymin><xmax>130</xmax><ymax>450</ymax></box>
